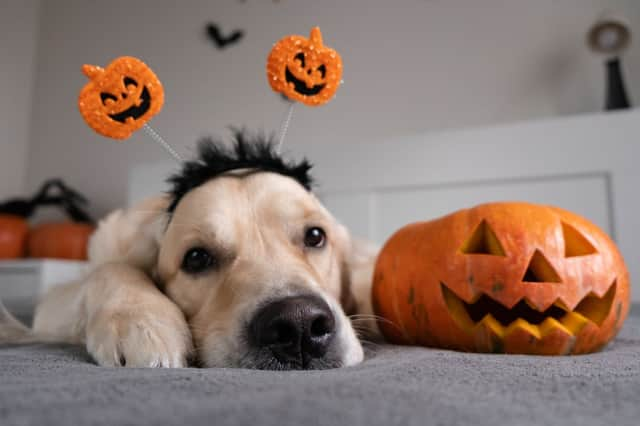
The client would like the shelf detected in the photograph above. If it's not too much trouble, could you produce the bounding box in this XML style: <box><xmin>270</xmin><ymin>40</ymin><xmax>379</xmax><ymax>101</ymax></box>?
<box><xmin>0</xmin><ymin>259</ymin><xmax>89</xmax><ymax>316</ymax></box>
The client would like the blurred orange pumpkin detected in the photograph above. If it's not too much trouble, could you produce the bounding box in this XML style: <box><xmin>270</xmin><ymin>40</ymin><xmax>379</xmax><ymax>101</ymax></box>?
<box><xmin>27</xmin><ymin>222</ymin><xmax>94</xmax><ymax>260</ymax></box>
<box><xmin>0</xmin><ymin>214</ymin><xmax>29</xmax><ymax>259</ymax></box>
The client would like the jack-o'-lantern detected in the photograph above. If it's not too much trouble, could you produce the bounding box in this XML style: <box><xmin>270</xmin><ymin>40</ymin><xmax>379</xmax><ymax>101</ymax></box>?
<box><xmin>372</xmin><ymin>202</ymin><xmax>630</xmax><ymax>355</ymax></box>
<box><xmin>78</xmin><ymin>56</ymin><xmax>164</xmax><ymax>140</ymax></box>
<box><xmin>267</xmin><ymin>27</ymin><xmax>342</xmax><ymax>106</ymax></box>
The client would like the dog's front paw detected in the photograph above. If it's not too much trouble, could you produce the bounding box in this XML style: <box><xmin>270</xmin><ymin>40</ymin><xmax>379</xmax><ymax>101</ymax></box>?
<box><xmin>86</xmin><ymin>309</ymin><xmax>192</xmax><ymax>368</ymax></box>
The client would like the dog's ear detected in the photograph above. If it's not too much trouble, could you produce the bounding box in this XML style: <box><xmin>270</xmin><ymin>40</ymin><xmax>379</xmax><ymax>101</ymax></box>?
<box><xmin>333</xmin><ymin>222</ymin><xmax>381</xmax><ymax>337</ymax></box>
<box><xmin>88</xmin><ymin>196</ymin><xmax>169</xmax><ymax>274</ymax></box>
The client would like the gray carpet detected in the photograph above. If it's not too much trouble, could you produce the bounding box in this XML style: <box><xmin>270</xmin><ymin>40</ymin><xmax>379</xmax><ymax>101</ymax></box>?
<box><xmin>1</xmin><ymin>308</ymin><xmax>639</xmax><ymax>426</ymax></box>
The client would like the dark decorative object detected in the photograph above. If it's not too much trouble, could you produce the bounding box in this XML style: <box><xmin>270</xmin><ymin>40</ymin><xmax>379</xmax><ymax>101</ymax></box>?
<box><xmin>605</xmin><ymin>58</ymin><xmax>630</xmax><ymax>110</ymax></box>
<box><xmin>206</xmin><ymin>23</ymin><xmax>244</xmax><ymax>49</ymax></box>
<box><xmin>0</xmin><ymin>179</ymin><xmax>94</xmax><ymax>223</ymax></box>
<box><xmin>587</xmin><ymin>17</ymin><xmax>633</xmax><ymax>110</ymax></box>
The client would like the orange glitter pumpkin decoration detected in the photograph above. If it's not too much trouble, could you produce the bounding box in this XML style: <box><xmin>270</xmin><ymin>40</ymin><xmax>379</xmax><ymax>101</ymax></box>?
<box><xmin>372</xmin><ymin>202</ymin><xmax>630</xmax><ymax>355</ymax></box>
<box><xmin>267</xmin><ymin>27</ymin><xmax>343</xmax><ymax>106</ymax></box>
<box><xmin>78</xmin><ymin>56</ymin><xmax>164</xmax><ymax>140</ymax></box>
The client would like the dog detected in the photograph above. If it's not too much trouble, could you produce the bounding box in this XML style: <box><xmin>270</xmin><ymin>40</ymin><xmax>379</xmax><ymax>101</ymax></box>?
<box><xmin>0</xmin><ymin>133</ymin><xmax>379</xmax><ymax>370</ymax></box>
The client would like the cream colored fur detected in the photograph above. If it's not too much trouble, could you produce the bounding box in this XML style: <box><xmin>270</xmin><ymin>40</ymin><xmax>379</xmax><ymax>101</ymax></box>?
<box><xmin>7</xmin><ymin>172</ymin><xmax>378</xmax><ymax>368</ymax></box>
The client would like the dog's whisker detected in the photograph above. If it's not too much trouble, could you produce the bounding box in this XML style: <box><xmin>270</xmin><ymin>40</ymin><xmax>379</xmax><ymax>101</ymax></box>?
<box><xmin>348</xmin><ymin>313</ymin><xmax>387</xmax><ymax>320</ymax></box>
<box><xmin>357</xmin><ymin>336</ymin><xmax>382</xmax><ymax>345</ymax></box>
<box><xmin>349</xmin><ymin>313</ymin><xmax>397</xmax><ymax>324</ymax></box>
<box><xmin>352</xmin><ymin>330</ymin><xmax>383</xmax><ymax>348</ymax></box>
<box><xmin>349</xmin><ymin>316</ymin><xmax>402</xmax><ymax>334</ymax></box>
<box><xmin>349</xmin><ymin>315</ymin><xmax>396</xmax><ymax>326</ymax></box>
<box><xmin>351</xmin><ymin>324</ymin><xmax>375</xmax><ymax>331</ymax></box>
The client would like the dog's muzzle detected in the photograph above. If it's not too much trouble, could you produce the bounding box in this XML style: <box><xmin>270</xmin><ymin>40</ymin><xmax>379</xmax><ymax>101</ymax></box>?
<box><xmin>248</xmin><ymin>295</ymin><xmax>336</xmax><ymax>369</ymax></box>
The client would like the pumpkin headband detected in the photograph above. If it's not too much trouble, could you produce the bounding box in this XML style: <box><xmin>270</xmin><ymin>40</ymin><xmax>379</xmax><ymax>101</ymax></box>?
<box><xmin>78</xmin><ymin>56</ymin><xmax>182</xmax><ymax>161</ymax></box>
<box><xmin>166</xmin><ymin>131</ymin><xmax>313</xmax><ymax>213</ymax></box>
<box><xmin>266</xmin><ymin>27</ymin><xmax>343</xmax><ymax>151</ymax></box>
<box><xmin>77</xmin><ymin>26</ymin><xmax>342</xmax><ymax>161</ymax></box>
<box><xmin>267</xmin><ymin>27</ymin><xmax>343</xmax><ymax>107</ymax></box>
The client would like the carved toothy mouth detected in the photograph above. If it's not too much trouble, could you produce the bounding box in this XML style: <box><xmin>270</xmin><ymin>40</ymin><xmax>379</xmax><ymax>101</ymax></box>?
<box><xmin>441</xmin><ymin>281</ymin><xmax>616</xmax><ymax>338</ymax></box>
<box><xmin>285</xmin><ymin>67</ymin><xmax>325</xmax><ymax>96</ymax></box>
<box><xmin>108</xmin><ymin>87</ymin><xmax>151</xmax><ymax>123</ymax></box>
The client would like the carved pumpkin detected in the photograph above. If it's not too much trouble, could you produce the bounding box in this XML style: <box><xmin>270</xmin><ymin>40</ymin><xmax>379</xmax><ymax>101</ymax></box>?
<box><xmin>372</xmin><ymin>202</ymin><xmax>630</xmax><ymax>355</ymax></box>
<box><xmin>78</xmin><ymin>56</ymin><xmax>164</xmax><ymax>140</ymax></box>
<box><xmin>267</xmin><ymin>27</ymin><xmax>342</xmax><ymax>106</ymax></box>
<box><xmin>0</xmin><ymin>215</ymin><xmax>29</xmax><ymax>259</ymax></box>
<box><xmin>27</xmin><ymin>222</ymin><xmax>94</xmax><ymax>260</ymax></box>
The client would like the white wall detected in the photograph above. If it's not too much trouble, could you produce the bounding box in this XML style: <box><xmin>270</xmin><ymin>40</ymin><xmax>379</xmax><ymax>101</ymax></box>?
<box><xmin>129</xmin><ymin>110</ymin><xmax>640</xmax><ymax>300</ymax></box>
<box><xmin>0</xmin><ymin>0</ymin><xmax>40</xmax><ymax>199</ymax></box>
<box><xmin>20</xmin><ymin>0</ymin><xmax>640</xmax><ymax>216</ymax></box>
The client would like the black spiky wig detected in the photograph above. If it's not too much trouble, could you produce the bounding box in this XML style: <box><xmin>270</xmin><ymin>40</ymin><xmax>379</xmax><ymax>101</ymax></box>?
<box><xmin>166</xmin><ymin>131</ymin><xmax>314</xmax><ymax>213</ymax></box>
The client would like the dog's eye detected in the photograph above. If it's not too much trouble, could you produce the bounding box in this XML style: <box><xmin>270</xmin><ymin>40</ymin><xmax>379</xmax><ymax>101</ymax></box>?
<box><xmin>181</xmin><ymin>248</ymin><xmax>215</xmax><ymax>274</ymax></box>
<box><xmin>304</xmin><ymin>227</ymin><xmax>326</xmax><ymax>248</ymax></box>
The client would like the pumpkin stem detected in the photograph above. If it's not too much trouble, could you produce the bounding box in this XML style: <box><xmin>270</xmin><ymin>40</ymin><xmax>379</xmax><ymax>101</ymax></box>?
<box><xmin>82</xmin><ymin>64</ymin><xmax>104</xmax><ymax>80</ymax></box>
<box><xmin>309</xmin><ymin>27</ymin><xmax>323</xmax><ymax>46</ymax></box>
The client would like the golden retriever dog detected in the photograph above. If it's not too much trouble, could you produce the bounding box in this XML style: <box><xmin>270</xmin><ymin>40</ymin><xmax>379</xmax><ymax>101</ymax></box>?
<box><xmin>0</xmin><ymin>133</ymin><xmax>379</xmax><ymax>370</ymax></box>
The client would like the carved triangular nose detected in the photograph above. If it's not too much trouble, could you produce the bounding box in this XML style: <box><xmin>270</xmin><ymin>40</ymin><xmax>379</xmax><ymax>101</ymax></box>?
<box><xmin>522</xmin><ymin>250</ymin><xmax>562</xmax><ymax>283</ymax></box>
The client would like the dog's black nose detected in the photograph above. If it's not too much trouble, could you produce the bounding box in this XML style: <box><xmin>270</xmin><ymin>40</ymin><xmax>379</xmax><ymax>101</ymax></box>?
<box><xmin>249</xmin><ymin>295</ymin><xmax>336</xmax><ymax>367</ymax></box>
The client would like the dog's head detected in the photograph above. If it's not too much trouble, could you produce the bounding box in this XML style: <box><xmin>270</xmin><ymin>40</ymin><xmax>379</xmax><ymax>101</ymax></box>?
<box><xmin>95</xmin><ymin>133</ymin><xmax>370</xmax><ymax>369</ymax></box>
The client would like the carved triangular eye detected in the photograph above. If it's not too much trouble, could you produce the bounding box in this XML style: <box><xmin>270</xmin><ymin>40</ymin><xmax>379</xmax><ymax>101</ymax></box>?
<box><xmin>522</xmin><ymin>250</ymin><xmax>562</xmax><ymax>283</ymax></box>
<box><xmin>562</xmin><ymin>222</ymin><xmax>597</xmax><ymax>257</ymax></box>
<box><xmin>459</xmin><ymin>220</ymin><xmax>506</xmax><ymax>256</ymax></box>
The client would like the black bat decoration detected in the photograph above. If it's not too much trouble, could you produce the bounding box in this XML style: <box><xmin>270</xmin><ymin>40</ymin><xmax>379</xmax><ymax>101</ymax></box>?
<box><xmin>206</xmin><ymin>23</ymin><xmax>244</xmax><ymax>49</ymax></box>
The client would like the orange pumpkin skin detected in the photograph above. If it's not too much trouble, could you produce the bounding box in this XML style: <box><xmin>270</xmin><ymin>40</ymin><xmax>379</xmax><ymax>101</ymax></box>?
<box><xmin>372</xmin><ymin>202</ymin><xmax>630</xmax><ymax>355</ymax></box>
<box><xmin>0</xmin><ymin>215</ymin><xmax>29</xmax><ymax>259</ymax></box>
<box><xmin>27</xmin><ymin>222</ymin><xmax>95</xmax><ymax>260</ymax></box>
<box><xmin>267</xmin><ymin>27</ymin><xmax>342</xmax><ymax>106</ymax></box>
<box><xmin>78</xmin><ymin>56</ymin><xmax>164</xmax><ymax>140</ymax></box>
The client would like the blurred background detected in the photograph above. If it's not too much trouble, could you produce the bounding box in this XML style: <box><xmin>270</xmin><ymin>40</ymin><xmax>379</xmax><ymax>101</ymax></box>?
<box><xmin>2</xmin><ymin>0</ymin><xmax>639</xmax><ymax>215</ymax></box>
<box><xmin>1</xmin><ymin>0</ymin><xmax>640</xmax><ymax>308</ymax></box>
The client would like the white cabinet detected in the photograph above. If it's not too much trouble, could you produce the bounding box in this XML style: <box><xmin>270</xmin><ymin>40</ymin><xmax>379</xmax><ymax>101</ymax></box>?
<box><xmin>0</xmin><ymin>260</ymin><xmax>88</xmax><ymax>319</ymax></box>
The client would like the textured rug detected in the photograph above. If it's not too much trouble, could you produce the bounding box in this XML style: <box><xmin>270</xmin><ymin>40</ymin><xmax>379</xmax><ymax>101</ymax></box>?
<box><xmin>1</xmin><ymin>307</ymin><xmax>639</xmax><ymax>426</ymax></box>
